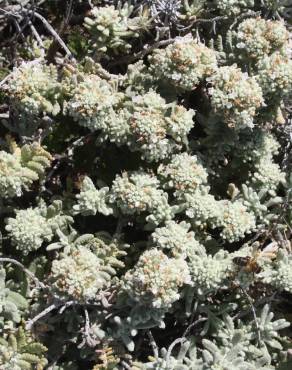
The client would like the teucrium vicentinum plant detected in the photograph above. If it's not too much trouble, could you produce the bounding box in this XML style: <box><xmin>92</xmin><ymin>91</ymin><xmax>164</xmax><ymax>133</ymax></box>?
<box><xmin>0</xmin><ymin>1</ymin><xmax>291</xmax><ymax>369</ymax></box>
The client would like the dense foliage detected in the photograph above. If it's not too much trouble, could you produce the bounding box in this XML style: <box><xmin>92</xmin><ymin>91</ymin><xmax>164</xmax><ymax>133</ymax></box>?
<box><xmin>0</xmin><ymin>0</ymin><xmax>291</xmax><ymax>369</ymax></box>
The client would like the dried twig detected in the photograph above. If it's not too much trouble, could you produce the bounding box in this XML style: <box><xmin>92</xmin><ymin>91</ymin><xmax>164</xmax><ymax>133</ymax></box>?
<box><xmin>83</xmin><ymin>308</ymin><xmax>97</xmax><ymax>347</ymax></box>
<box><xmin>147</xmin><ymin>330</ymin><xmax>159</xmax><ymax>359</ymax></box>
<box><xmin>240</xmin><ymin>287</ymin><xmax>262</xmax><ymax>346</ymax></box>
<box><xmin>166</xmin><ymin>337</ymin><xmax>186</xmax><ymax>366</ymax></box>
<box><xmin>230</xmin><ymin>10</ymin><xmax>261</xmax><ymax>29</ymax></box>
<box><xmin>121</xmin><ymin>361</ymin><xmax>131</xmax><ymax>369</ymax></box>
<box><xmin>0</xmin><ymin>73</ymin><xmax>12</xmax><ymax>88</ymax></box>
<box><xmin>26</xmin><ymin>303</ymin><xmax>58</xmax><ymax>330</ymax></box>
<box><xmin>24</xmin><ymin>10</ymin><xmax>74</xmax><ymax>59</ymax></box>
<box><xmin>0</xmin><ymin>257</ymin><xmax>46</xmax><ymax>289</ymax></box>
<box><xmin>58</xmin><ymin>300</ymin><xmax>78</xmax><ymax>314</ymax></box>
<box><xmin>28</xmin><ymin>19</ymin><xmax>45</xmax><ymax>49</ymax></box>
<box><xmin>26</xmin><ymin>299</ymin><xmax>85</xmax><ymax>331</ymax></box>
<box><xmin>233</xmin><ymin>292</ymin><xmax>278</xmax><ymax>320</ymax></box>
<box><xmin>183</xmin><ymin>317</ymin><xmax>208</xmax><ymax>337</ymax></box>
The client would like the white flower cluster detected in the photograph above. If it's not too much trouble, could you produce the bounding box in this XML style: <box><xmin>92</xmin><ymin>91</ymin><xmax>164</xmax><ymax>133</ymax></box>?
<box><xmin>185</xmin><ymin>190</ymin><xmax>221</xmax><ymax>229</ymax></box>
<box><xmin>236</xmin><ymin>130</ymin><xmax>286</xmax><ymax>192</ymax></box>
<box><xmin>259</xmin><ymin>251</ymin><xmax>292</xmax><ymax>294</ymax></box>
<box><xmin>73</xmin><ymin>176</ymin><xmax>113</xmax><ymax>216</ymax></box>
<box><xmin>5</xmin><ymin>208</ymin><xmax>53</xmax><ymax>255</ymax></box>
<box><xmin>1</xmin><ymin>1</ymin><xmax>292</xmax><ymax>367</ymax></box>
<box><xmin>185</xmin><ymin>192</ymin><xmax>256</xmax><ymax>242</ymax></box>
<box><xmin>256</xmin><ymin>52</ymin><xmax>292</xmax><ymax>101</ymax></box>
<box><xmin>123</xmin><ymin>92</ymin><xmax>194</xmax><ymax>161</ymax></box>
<box><xmin>84</xmin><ymin>4</ymin><xmax>150</xmax><ymax>53</ymax></box>
<box><xmin>158</xmin><ymin>152</ymin><xmax>208</xmax><ymax>199</ymax></box>
<box><xmin>187</xmin><ymin>250</ymin><xmax>233</xmax><ymax>295</ymax></box>
<box><xmin>0</xmin><ymin>151</ymin><xmax>36</xmax><ymax>198</ymax></box>
<box><xmin>3</xmin><ymin>61</ymin><xmax>61</xmax><ymax>116</ymax></box>
<box><xmin>68</xmin><ymin>87</ymin><xmax>195</xmax><ymax>162</ymax></box>
<box><xmin>218</xmin><ymin>200</ymin><xmax>256</xmax><ymax>242</ymax></box>
<box><xmin>109</xmin><ymin>171</ymin><xmax>174</xmax><ymax>227</ymax></box>
<box><xmin>5</xmin><ymin>201</ymin><xmax>73</xmax><ymax>255</ymax></box>
<box><xmin>235</xmin><ymin>18</ymin><xmax>289</xmax><ymax>60</ymax></box>
<box><xmin>123</xmin><ymin>248</ymin><xmax>190</xmax><ymax>309</ymax></box>
<box><xmin>0</xmin><ymin>142</ymin><xmax>52</xmax><ymax>198</ymax></box>
<box><xmin>215</xmin><ymin>0</ymin><xmax>254</xmax><ymax>15</ymax></box>
<box><xmin>236</xmin><ymin>129</ymin><xmax>280</xmax><ymax>165</ymax></box>
<box><xmin>106</xmin><ymin>91</ymin><xmax>195</xmax><ymax>161</ymax></box>
<box><xmin>65</xmin><ymin>74</ymin><xmax>121</xmax><ymax>131</ymax></box>
<box><xmin>150</xmin><ymin>220</ymin><xmax>204</xmax><ymax>258</ymax></box>
<box><xmin>149</xmin><ymin>36</ymin><xmax>217</xmax><ymax>90</ymax></box>
<box><xmin>251</xmin><ymin>156</ymin><xmax>286</xmax><ymax>192</ymax></box>
<box><xmin>208</xmin><ymin>65</ymin><xmax>264</xmax><ymax>130</ymax></box>
<box><xmin>99</xmin><ymin>107</ymin><xmax>131</xmax><ymax>145</ymax></box>
<box><xmin>50</xmin><ymin>246</ymin><xmax>112</xmax><ymax>301</ymax></box>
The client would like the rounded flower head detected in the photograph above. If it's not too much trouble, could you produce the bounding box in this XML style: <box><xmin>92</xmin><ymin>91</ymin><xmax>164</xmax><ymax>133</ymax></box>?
<box><xmin>208</xmin><ymin>65</ymin><xmax>264</xmax><ymax>130</ymax></box>
<box><xmin>215</xmin><ymin>0</ymin><xmax>254</xmax><ymax>16</ymax></box>
<box><xmin>65</xmin><ymin>74</ymin><xmax>120</xmax><ymax>131</ymax></box>
<box><xmin>158</xmin><ymin>152</ymin><xmax>208</xmax><ymax>199</ymax></box>
<box><xmin>129</xmin><ymin>108</ymin><xmax>175</xmax><ymax>161</ymax></box>
<box><xmin>259</xmin><ymin>251</ymin><xmax>292</xmax><ymax>294</ymax></box>
<box><xmin>0</xmin><ymin>151</ymin><xmax>36</xmax><ymax>198</ymax></box>
<box><xmin>185</xmin><ymin>191</ymin><xmax>222</xmax><ymax>228</ymax></box>
<box><xmin>109</xmin><ymin>171</ymin><xmax>173</xmax><ymax>226</ymax></box>
<box><xmin>256</xmin><ymin>52</ymin><xmax>292</xmax><ymax>101</ymax></box>
<box><xmin>235</xmin><ymin>129</ymin><xmax>280</xmax><ymax>164</ymax></box>
<box><xmin>251</xmin><ymin>157</ymin><xmax>286</xmax><ymax>192</ymax></box>
<box><xmin>98</xmin><ymin>90</ymin><xmax>195</xmax><ymax>162</ymax></box>
<box><xmin>218</xmin><ymin>200</ymin><xmax>256</xmax><ymax>242</ymax></box>
<box><xmin>188</xmin><ymin>250</ymin><xmax>233</xmax><ymax>295</ymax></box>
<box><xmin>235</xmin><ymin>18</ymin><xmax>289</xmax><ymax>60</ymax></box>
<box><xmin>3</xmin><ymin>61</ymin><xmax>61</xmax><ymax>116</ymax></box>
<box><xmin>5</xmin><ymin>62</ymin><xmax>58</xmax><ymax>99</ymax></box>
<box><xmin>126</xmin><ymin>91</ymin><xmax>195</xmax><ymax>161</ymax></box>
<box><xmin>149</xmin><ymin>36</ymin><xmax>217</xmax><ymax>91</ymax></box>
<box><xmin>5</xmin><ymin>208</ymin><xmax>53</xmax><ymax>255</ymax></box>
<box><xmin>123</xmin><ymin>248</ymin><xmax>190</xmax><ymax>309</ymax></box>
<box><xmin>131</xmin><ymin>90</ymin><xmax>166</xmax><ymax>111</ymax></box>
<box><xmin>109</xmin><ymin>171</ymin><xmax>161</xmax><ymax>215</ymax></box>
<box><xmin>50</xmin><ymin>246</ymin><xmax>111</xmax><ymax>301</ymax></box>
<box><xmin>5</xmin><ymin>201</ymin><xmax>72</xmax><ymax>255</ymax></box>
<box><xmin>150</xmin><ymin>220</ymin><xmax>204</xmax><ymax>258</ymax></box>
